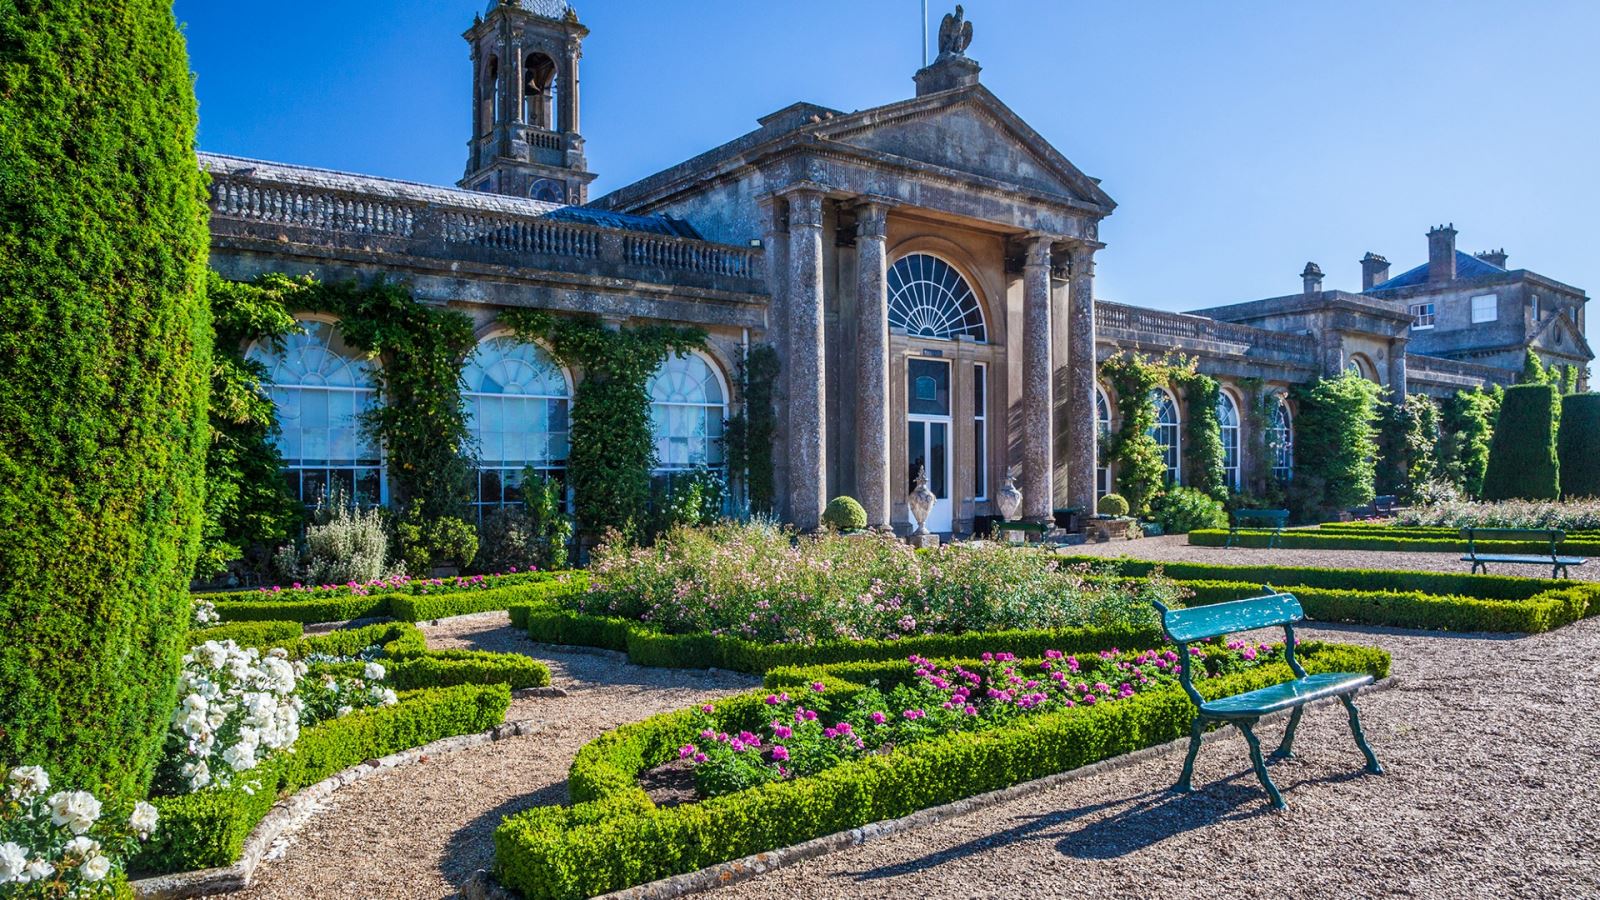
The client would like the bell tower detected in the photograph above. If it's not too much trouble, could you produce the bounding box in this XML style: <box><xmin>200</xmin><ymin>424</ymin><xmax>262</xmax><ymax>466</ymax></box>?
<box><xmin>461</xmin><ymin>0</ymin><xmax>596</xmax><ymax>203</ymax></box>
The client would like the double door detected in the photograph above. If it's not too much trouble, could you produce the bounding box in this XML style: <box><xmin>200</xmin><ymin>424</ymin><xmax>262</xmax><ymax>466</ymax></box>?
<box><xmin>906</xmin><ymin>358</ymin><xmax>952</xmax><ymax>532</ymax></box>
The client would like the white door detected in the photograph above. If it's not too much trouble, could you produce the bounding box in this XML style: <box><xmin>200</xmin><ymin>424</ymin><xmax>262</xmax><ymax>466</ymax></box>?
<box><xmin>907</xmin><ymin>358</ymin><xmax>953</xmax><ymax>532</ymax></box>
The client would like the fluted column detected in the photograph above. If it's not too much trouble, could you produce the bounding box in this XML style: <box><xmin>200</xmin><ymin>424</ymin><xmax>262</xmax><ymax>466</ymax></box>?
<box><xmin>854</xmin><ymin>203</ymin><xmax>891</xmax><ymax>529</ymax></box>
<box><xmin>1066</xmin><ymin>241</ymin><xmax>1101</xmax><ymax>515</ymax></box>
<box><xmin>786</xmin><ymin>188</ymin><xmax>828</xmax><ymax>530</ymax></box>
<box><xmin>1021</xmin><ymin>236</ymin><xmax>1054</xmax><ymax>523</ymax></box>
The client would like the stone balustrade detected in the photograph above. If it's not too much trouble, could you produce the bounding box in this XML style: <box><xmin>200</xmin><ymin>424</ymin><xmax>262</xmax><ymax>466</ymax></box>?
<box><xmin>1096</xmin><ymin>300</ymin><xmax>1317</xmax><ymax>360</ymax></box>
<box><xmin>1406</xmin><ymin>353</ymin><xmax>1515</xmax><ymax>386</ymax></box>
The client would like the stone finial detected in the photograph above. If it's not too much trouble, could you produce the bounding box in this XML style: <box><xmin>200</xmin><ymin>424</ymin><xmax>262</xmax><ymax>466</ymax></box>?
<box><xmin>937</xmin><ymin>5</ymin><xmax>974</xmax><ymax>59</ymax></box>
<box><xmin>1301</xmin><ymin>262</ymin><xmax>1324</xmax><ymax>296</ymax></box>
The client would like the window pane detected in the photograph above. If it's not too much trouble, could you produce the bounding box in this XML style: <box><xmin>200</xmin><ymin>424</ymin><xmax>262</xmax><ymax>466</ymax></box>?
<box><xmin>973</xmin><ymin>419</ymin><xmax>986</xmax><ymax>499</ymax></box>
<box><xmin>907</xmin><ymin>359</ymin><xmax>950</xmax><ymax>416</ymax></box>
<box><xmin>929</xmin><ymin>422</ymin><xmax>948</xmax><ymax>499</ymax></box>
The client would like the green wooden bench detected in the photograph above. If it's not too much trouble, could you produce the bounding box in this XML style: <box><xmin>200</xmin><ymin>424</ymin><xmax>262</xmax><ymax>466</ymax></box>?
<box><xmin>1152</xmin><ymin>589</ymin><xmax>1383</xmax><ymax>810</ymax></box>
<box><xmin>1226</xmin><ymin>508</ymin><xmax>1290</xmax><ymax>548</ymax></box>
<box><xmin>1461</xmin><ymin>527</ymin><xmax>1586</xmax><ymax>579</ymax></box>
<box><xmin>992</xmin><ymin>519</ymin><xmax>1050</xmax><ymax>543</ymax></box>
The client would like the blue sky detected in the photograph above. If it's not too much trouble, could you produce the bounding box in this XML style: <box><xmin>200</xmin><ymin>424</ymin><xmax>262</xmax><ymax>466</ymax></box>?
<box><xmin>175</xmin><ymin>0</ymin><xmax>1599</xmax><ymax>349</ymax></box>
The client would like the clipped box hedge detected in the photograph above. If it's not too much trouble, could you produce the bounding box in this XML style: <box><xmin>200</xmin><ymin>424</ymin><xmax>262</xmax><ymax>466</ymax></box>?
<box><xmin>189</xmin><ymin>620</ymin><xmax>304</xmax><ymax>650</ymax></box>
<box><xmin>1559</xmin><ymin>393</ymin><xmax>1600</xmax><ymax>499</ymax></box>
<box><xmin>212</xmin><ymin>573</ymin><xmax>588</xmax><ymax>625</ymax></box>
<box><xmin>196</xmin><ymin>569</ymin><xmax>564</xmax><ymax>606</ymax></box>
<box><xmin>1483</xmin><ymin>383</ymin><xmax>1562</xmax><ymax>501</ymax></box>
<box><xmin>495</xmin><ymin>642</ymin><xmax>1389</xmax><ymax>899</ymax></box>
<box><xmin>133</xmin><ymin>682</ymin><xmax>510</xmax><ymax>875</ymax></box>
<box><xmin>1186</xmin><ymin>527</ymin><xmax>1600</xmax><ymax>556</ymax></box>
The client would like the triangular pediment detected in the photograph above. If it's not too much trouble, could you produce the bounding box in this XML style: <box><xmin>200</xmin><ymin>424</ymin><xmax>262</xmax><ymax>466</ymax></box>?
<box><xmin>1531</xmin><ymin>310</ymin><xmax>1592</xmax><ymax>358</ymax></box>
<box><xmin>815</xmin><ymin>88</ymin><xmax>1114</xmax><ymax>210</ymax></box>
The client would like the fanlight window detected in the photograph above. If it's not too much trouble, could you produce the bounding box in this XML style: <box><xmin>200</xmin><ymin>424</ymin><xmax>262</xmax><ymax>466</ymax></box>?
<box><xmin>462</xmin><ymin>336</ymin><xmax>571</xmax><ymax>518</ymax></box>
<box><xmin>248</xmin><ymin>319</ymin><xmax>384</xmax><ymax>506</ymax></box>
<box><xmin>1148</xmin><ymin>389</ymin><xmax>1181</xmax><ymax>486</ymax></box>
<box><xmin>887</xmin><ymin>254</ymin><xmax>987</xmax><ymax>342</ymax></box>
<box><xmin>1096</xmin><ymin>386</ymin><xmax>1113</xmax><ymax>497</ymax></box>
<box><xmin>649</xmin><ymin>351</ymin><xmax>727</xmax><ymax>471</ymax></box>
<box><xmin>1217</xmin><ymin>391</ymin><xmax>1241</xmax><ymax>490</ymax></box>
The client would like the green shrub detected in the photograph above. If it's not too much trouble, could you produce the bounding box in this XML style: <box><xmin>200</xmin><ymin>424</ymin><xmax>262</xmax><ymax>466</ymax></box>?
<box><xmin>0</xmin><ymin>0</ymin><xmax>212</xmax><ymax>796</ymax></box>
<box><xmin>1187</xmin><ymin>527</ymin><xmax>1600</xmax><ymax>557</ymax></box>
<box><xmin>388</xmin><ymin>574</ymin><xmax>587</xmax><ymax>622</ymax></box>
<box><xmin>494</xmin><ymin>644</ymin><xmax>1388</xmax><ymax>899</ymax></box>
<box><xmin>214</xmin><ymin>595</ymin><xmax>392</xmax><ymax>625</ymax></box>
<box><xmin>189</xmin><ymin>621</ymin><xmax>304</xmax><ymax>650</ymax></box>
<box><xmin>1288</xmin><ymin>372</ymin><xmax>1382</xmax><ymax>519</ymax></box>
<box><xmin>199</xmin><ymin>569</ymin><xmax>560</xmax><ymax>605</ymax></box>
<box><xmin>1483</xmin><ymin>384</ymin><xmax>1561</xmax><ymax>501</ymax></box>
<box><xmin>1435</xmin><ymin>386</ymin><xmax>1499</xmax><ymax>498</ymax></box>
<box><xmin>820</xmin><ymin>496</ymin><xmax>868</xmax><ymax>532</ymax></box>
<box><xmin>1151</xmin><ymin>487</ymin><xmax>1227</xmax><ymax>534</ymax></box>
<box><xmin>276</xmin><ymin>491</ymin><xmax>393</xmax><ymax>585</ymax></box>
<box><xmin>1098</xmin><ymin>493</ymin><xmax>1129</xmax><ymax>517</ymax></box>
<box><xmin>1558</xmin><ymin>394</ymin><xmax>1600</xmax><ymax>499</ymax></box>
<box><xmin>397</xmin><ymin>511</ymin><xmax>479</xmax><ymax>575</ymax></box>
<box><xmin>134</xmin><ymin>683</ymin><xmax>509</xmax><ymax>875</ymax></box>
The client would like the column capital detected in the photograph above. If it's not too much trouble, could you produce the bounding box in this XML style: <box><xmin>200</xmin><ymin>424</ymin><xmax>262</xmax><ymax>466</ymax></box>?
<box><xmin>854</xmin><ymin>202</ymin><xmax>890</xmax><ymax>240</ymax></box>
<box><xmin>780</xmin><ymin>187</ymin><xmax>826</xmax><ymax>229</ymax></box>
<box><xmin>757</xmin><ymin>194</ymin><xmax>790</xmax><ymax>235</ymax></box>
<box><xmin>1022</xmin><ymin>234</ymin><xmax>1055</xmax><ymax>268</ymax></box>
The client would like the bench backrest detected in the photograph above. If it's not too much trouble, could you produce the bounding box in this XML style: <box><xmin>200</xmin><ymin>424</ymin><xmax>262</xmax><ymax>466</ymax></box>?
<box><xmin>1234</xmin><ymin>508</ymin><xmax>1289</xmax><ymax>526</ymax></box>
<box><xmin>1461</xmin><ymin>527</ymin><xmax>1564</xmax><ymax>556</ymax></box>
<box><xmin>1153</xmin><ymin>589</ymin><xmax>1308</xmax><ymax>705</ymax></box>
<box><xmin>1373</xmin><ymin>495</ymin><xmax>1397</xmax><ymax>512</ymax></box>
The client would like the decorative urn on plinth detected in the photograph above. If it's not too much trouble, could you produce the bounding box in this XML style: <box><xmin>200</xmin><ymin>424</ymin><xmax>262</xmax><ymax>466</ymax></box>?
<box><xmin>996</xmin><ymin>474</ymin><xmax>1023</xmax><ymax>522</ymax></box>
<box><xmin>906</xmin><ymin>465</ymin><xmax>940</xmax><ymax>548</ymax></box>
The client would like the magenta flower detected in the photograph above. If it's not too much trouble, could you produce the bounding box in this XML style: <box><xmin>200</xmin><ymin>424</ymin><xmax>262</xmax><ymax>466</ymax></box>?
<box><xmin>771</xmin><ymin>745</ymin><xmax>790</xmax><ymax>762</ymax></box>
<box><xmin>773</xmin><ymin>724</ymin><xmax>792</xmax><ymax>739</ymax></box>
<box><xmin>693</xmin><ymin>752</ymin><xmax>707</xmax><ymax>763</ymax></box>
<box><xmin>679</xmin><ymin>744</ymin><xmax>696</xmax><ymax>759</ymax></box>
<box><xmin>811</xmin><ymin>681</ymin><xmax>826</xmax><ymax>693</ymax></box>
<box><xmin>870</xmin><ymin>711</ymin><xmax>887</xmax><ymax>725</ymax></box>
<box><xmin>701</xmin><ymin>704</ymin><xmax>715</xmax><ymax>713</ymax></box>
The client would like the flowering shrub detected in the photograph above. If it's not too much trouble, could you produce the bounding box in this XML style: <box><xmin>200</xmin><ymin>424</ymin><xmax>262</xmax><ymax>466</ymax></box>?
<box><xmin>578</xmin><ymin>522</ymin><xmax>1181</xmax><ymax>643</ymax></box>
<box><xmin>191</xmin><ymin>598</ymin><xmax>219</xmax><ymax>628</ymax></box>
<box><xmin>156</xmin><ymin>640</ymin><xmax>396</xmax><ymax>794</ymax></box>
<box><xmin>678</xmin><ymin>643</ymin><xmax>1281</xmax><ymax>799</ymax></box>
<box><xmin>1399</xmin><ymin>497</ymin><xmax>1600</xmax><ymax>531</ymax></box>
<box><xmin>1</xmin><ymin>766</ymin><xmax>157</xmax><ymax>896</ymax></box>
<box><xmin>246</xmin><ymin>569</ymin><xmax>543</xmax><ymax>600</ymax></box>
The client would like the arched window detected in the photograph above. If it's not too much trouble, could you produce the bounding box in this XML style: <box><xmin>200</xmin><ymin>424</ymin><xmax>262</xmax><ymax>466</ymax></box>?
<box><xmin>462</xmin><ymin>336</ymin><xmax>571</xmax><ymax>519</ymax></box>
<box><xmin>523</xmin><ymin>52</ymin><xmax>557</xmax><ymax>128</ymax></box>
<box><xmin>887</xmin><ymin>253</ymin><xmax>987</xmax><ymax>342</ymax></box>
<box><xmin>248</xmin><ymin>319</ymin><xmax>384</xmax><ymax>507</ymax></box>
<box><xmin>1346</xmin><ymin>353</ymin><xmax>1378</xmax><ymax>382</ymax></box>
<box><xmin>1148</xmin><ymin>388</ymin><xmax>1181</xmax><ymax>486</ymax></box>
<box><xmin>482</xmin><ymin>56</ymin><xmax>500</xmax><ymax>134</ymax></box>
<box><xmin>1270</xmin><ymin>398</ymin><xmax>1294</xmax><ymax>482</ymax></box>
<box><xmin>649</xmin><ymin>351</ymin><xmax>728</xmax><ymax>472</ymax></box>
<box><xmin>1217</xmin><ymin>390</ymin><xmax>1241</xmax><ymax>490</ymax></box>
<box><xmin>1096</xmin><ymin>385</ymin><xmax>1113</xmax><ymax>498</ymax></box>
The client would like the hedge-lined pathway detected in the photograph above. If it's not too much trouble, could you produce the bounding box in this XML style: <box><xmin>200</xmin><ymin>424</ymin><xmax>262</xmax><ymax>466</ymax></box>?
<box><xmin>716</xmin><ymin>616</ymin><xmax>1600</xmax><ymax>899</ymax></box>
<box><xmin>1066</xmin><ymin>532</ymin><xmax>1600</xmax><ymax>581</ymax></box>
<box><xmin>228</xmin><ymin>612</ymin><xmax>758</xmax><ymax>900</ymax></box>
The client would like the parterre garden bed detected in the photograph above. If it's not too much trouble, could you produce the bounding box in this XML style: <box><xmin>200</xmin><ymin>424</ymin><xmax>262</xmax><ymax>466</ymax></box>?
<box><xmin>1188</xmin><ymin>526</ymin><xmax>1600</xmax><ymax>556</ymax></box>
<box><xmin>201</xmin><ymin>570</ymin><xmax>588</xmax><ymax>624</ymax></box>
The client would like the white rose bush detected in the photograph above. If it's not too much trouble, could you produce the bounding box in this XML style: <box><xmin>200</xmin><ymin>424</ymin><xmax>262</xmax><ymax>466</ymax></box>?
<box><xmin>1</xmin><ymin>765</ymin><xmax>158</xmax><ymax>897</ymax></box>
<box><xmin>156</xmin><ymin>640</ymin><xmax>399</xmax><ymax>795</ymax></box>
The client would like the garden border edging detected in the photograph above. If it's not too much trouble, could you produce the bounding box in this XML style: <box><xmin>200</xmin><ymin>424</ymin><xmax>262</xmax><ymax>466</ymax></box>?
<box><xmin>466</xmin><ymin>677</ymin><xmax>1399</xmax><ymax>900</ymax></box>
<box><xmin>130</xmin><ymin>717</ymin><xmax>546</xmax><ymax>899</ymax></box>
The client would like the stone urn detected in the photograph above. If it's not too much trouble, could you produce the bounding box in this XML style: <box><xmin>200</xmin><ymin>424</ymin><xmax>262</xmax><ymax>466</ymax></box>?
<box><xmin>907</xmin><ymin>465</ymin><xmax>936</xmax><ymax>536</ymax></box>
<box><xmin>996</xmin><ymin>474</ymin><xmax>1023</xmax><ymax>523</ymax></box>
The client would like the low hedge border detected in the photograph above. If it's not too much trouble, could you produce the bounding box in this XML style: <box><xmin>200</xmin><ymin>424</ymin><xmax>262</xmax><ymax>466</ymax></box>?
<box><xmin>190</xmin><ymin>620</ymin><xmax>304</xmax><ymax>649</ymax></box>
<box><xmin>1316</xmin><ymin>522</ymin><xmax>1600</xmax><ymax>538</ymax></box>
<box><xmin>133</xmin><ymin>683</ymin><xmax>511</xmax><ymax>875</ymax></box>
<box><xmin>195</xmin><ymin>569</ymin><xmax>566</xmax><ymax>605</ymax></box>
<box><xmin>494</xmin><ymin>642</ymin><xmax>1389</xmax><ymax>900</ymax></box>
<box><xmin>1189</xmin><ymin>527</ymin><xmax>1600</xmax><ymax>556</ymax></box>
<box><xmin>213</xmin><ymin>574</ymin><xmax>589</xmax><ymax>625</ymax></box>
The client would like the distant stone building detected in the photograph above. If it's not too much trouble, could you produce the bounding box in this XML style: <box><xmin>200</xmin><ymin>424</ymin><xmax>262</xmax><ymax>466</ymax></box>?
<box><xmin>203</xmin><ymin>1</ymin><xmax>1590</xmax><ymax>534</ymax></box>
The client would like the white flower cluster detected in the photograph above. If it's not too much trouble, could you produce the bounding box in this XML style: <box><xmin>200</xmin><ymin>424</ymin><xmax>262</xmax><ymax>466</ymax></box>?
<box><xmin>0</xmin><ymin>766</ymin><xmax>157</xmax><ymax>891</ymax></box>
<box><xmin>168</xmin><ymin>640</ymin><xmax>309</xmax><ymax>792</ymax></box>
<box><xmin>192</xmin><ymin>597</ymin><xmax>220</xmax><ymax>627</ymax></box>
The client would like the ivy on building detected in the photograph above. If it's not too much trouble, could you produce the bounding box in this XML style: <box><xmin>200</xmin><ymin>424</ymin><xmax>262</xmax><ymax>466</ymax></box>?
<box><xmin>506</xmin><ymin>310</ymin><xmax>705</xmax><ymax>538</ymax></box>
<box><xmin>724</xmin><ymin>344</ymin><xmax>780</xmax><ymax>515</ymax></box>
<box><xmin>1100</xmin><ymin>351</ymin><xmax>1197</xmax><ymax>516</ymax></box>
<box><xmin>1376</xmin><ymin>392</ymin><xmax>1439</xmax><ymax>505</ymax></box>
<box><xmin>1175</xmin><ymin>370</ymin><xmax>1228</xmax><ymax>503</ymax></box>
<box><xmin>1287</xmin><ymin>371</ymin><xmax>1383</xmax><ymax>519</ymax></box>
<box><xmin>1435</xmin><ymin>385</ymin><xmax>1500</xmax><ymax>498</ymax></box>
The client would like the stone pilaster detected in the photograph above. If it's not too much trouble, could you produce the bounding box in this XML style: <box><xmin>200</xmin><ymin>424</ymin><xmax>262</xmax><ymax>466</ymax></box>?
<box><xmin>785</xmin><ymin>188</ymin><xmax>828</xmax><ymax>530</ymax></box>
<box><xmin>758</xmin><ymin>196</ymin><xmax>791</xmax><ymax>521</ymax></box>
<box><xmin>1388</xmin><ymin>338</ymin><xmax>1408</xmax><ymax>398</ymax></box>
<box><xmin>1021</xmin><ymin>236</ymin><xmax>1054</xmax><ymax>523</ymax></box>
<box><xmin>1066</xmin><ymin>241</ymin><xmax>1101</xmax><ymax>515</ymax></box>
<box><xmin>854</xmin><ymin>203</ymin><xmax>891</xmax><ymax>530</ymax></box>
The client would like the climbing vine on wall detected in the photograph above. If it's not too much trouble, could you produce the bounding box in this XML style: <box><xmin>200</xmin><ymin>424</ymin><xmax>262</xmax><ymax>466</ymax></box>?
<box><xmin>505</xmin><ymin>310</ymin><xmax>705</xmax><ymax>537</ymax></box>
<box><xmin>1100</xmin><ymin>352</ymin><xmax>1188</xmax><ymax>516</ymax></box>
<box><xmin>1176</xmin><ymin>371</ymin><xmax>1228</xmax><ymax>503</ymax></box>
<box><xmin>724</xmin><ymin>344</ymin><xmax>780</xmax><ymax>515</ymax></box>
<box><xmin>1287</xmin><ymin>371</ymin><xmax>1383</xmax><ymax>520</ymax></box>
<box><xmin>1435</xmin><ymin>385</ymin><xmax>1501</xmax><ymax>498</ymax></box>
<box><xmin>1376</xmin><ymin>392</ymin><xmax>1439</xmax><ymax>504</ymax></box>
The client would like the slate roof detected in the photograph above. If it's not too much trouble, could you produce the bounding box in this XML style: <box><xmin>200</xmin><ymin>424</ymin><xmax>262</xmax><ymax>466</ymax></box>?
<box><xmin>1368</xmin><ymin>251</ymin><xmax>1507</xmax><ymax>291</ymax></box>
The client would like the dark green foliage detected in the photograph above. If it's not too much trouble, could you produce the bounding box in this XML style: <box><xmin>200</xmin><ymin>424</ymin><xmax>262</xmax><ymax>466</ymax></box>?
<box><xmin>198</xmin><ymin>273</ymin><xmax>304</xmax><ymax>579</ymax></box>
<box><xmin>1519</xmin><ymin>349</ymin><xmax>1549</xmax><ymax>385</ymax></box>
<box><xmin>0</xmin><ymin>1</ymin><xmax>212</xmax><ymax>796</ymax></box>
<box><xmin>133</xmin><ymin>684</ymin><xmax>510</xmax><ymax>875</ymax></box>
<box><xmin>1097</xmin><ymin>493</ymin><xmax>1129</xmax><ymax>517</ymax></box>
<box><xmin>1376</xmin><ymin>393</ymin><xmax>1439</xmax><ymax>504</ymax></box>
<box><xmin>198</xmin><ymin>569</ymin><xmax>561</xmax><ymax>605</ymax></box>
<box><xmin>386</xmin><ymin>575</ymin><xmax>586</xmax><ymax>623</ymax></box>
<box><xmin>1435</xmin><ymin>386</ymin><xmax>1499</xmax><ymax>498</ymax></box>
<box><xmin>493</xmin><ymin>644</ymin><xmax>1388</xmax><ymax>899</ymax></box>
<box><xmin>1558</xmin><ymin>394</ymin><xmax>1600</xmax><ymax>499</ymax></box>
<box><xmin>1100</xmin><ymin>353</ymin><xmax>1170</xmax><ymax>515</ymax></box>
<box><xmin>506</xmin><ymin>312</ymin><xmax>705</xmax><ymax>537</ymax></box>
<box><xmin>1482</xmin><ymin>384</ymin><xmax>1561</xmax><ymax>501</ymax></box>
<box><xmin>1150</xmin><ymin>486</ymin><xmax>1227</xmax><ymax>534</ymax></box>
<box><xmin>724</xmin><ymin>344</ymin><xmax>780</xmax><ymax>515</ymax></box>
<box><xmin>524</xmin><ymin>471</ymin><xmax>574</xmax><ymax>569</ymax></box>
<box><xmin>211</xmin><ymin>573</ymin><xmax>587</xmax><ymax>624</ymax></box>
<box><xmin>396</xmin><ymin>509</ymin><xmax>479</xmax><ymax>575</ymax></box>
<box><xmin>188</xmin><ymin>621</ymin><xmax>304</xmax><ymax>650</ymax></box>
<box><xmin>821</xmin><ymin>497</ymin><xmax>868</xmax><ymax>532</ymax></box>
<box><xmin>1287</xmin><ymin>372</ymin><xmax>1382</xmax><ymax>519</ymax></box>
<box><xmin>1178</xmin><ymin>373</ymin><xmax>1228</xmax><ymax>502</ymax></box>
<box><xmin>648</xmin><ymin>467</ymin><xmax>726</xmax><ymax>536</ymax></box>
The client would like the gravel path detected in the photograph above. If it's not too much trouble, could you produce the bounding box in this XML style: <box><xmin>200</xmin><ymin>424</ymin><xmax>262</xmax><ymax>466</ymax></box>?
<box><xmin>226</xmin><ymin>612</ymin><xmax>758</xmax><ymax>900</ymax></box>
<box><xmin>715</xmin><ymin>616</ymin><xmax>1600</xmax><ymax>900</ymax></box>
<box><xmin>1065</xmin><ymin>533</ymin><xmax>1600</xmax><ymax>581</ymax></box>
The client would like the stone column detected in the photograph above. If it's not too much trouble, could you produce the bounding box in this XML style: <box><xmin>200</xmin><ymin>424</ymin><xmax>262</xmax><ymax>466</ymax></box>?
<box><xmin>1388</xmin><ymin>338</ymin><xmax>1409</xmax><ymax>399</ymax></box>
<box><xmin>786</xmin><ymin>189</ymin><xmax>828</xmax><ymax>530</ymax></box>
<box><xmin>1021</xmin><ymin>236</ymin><xmax>1054</xmax><ymax>523</ymax></box>
<box><xmin>1066</xmin><ymin>241</ymin><xmax>1101</xmax><ymax>515</ymax></box>
<box><xmin>562</xmin><ymin>43</ymin><xmax>581</xmax><ymax>133</ymax></box>
<box><xmin>854</xmin><ymin>203</ymin><xmax>891</xmax><ymax>530</ymax></box>
<box><xmin>758</xmin><ymin>196</ymin><xmax>791</xmax><ymax>520</ymax></box>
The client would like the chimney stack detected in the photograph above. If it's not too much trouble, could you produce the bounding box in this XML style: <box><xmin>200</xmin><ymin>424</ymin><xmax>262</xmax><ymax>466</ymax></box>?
<box><xmin>1427</xmin><ymin>224</ymin><xmax>1458</xmax><ymax>283</ymax></box>
<box><xmin>1360</xmin><ymin>252</ymin><xmax>1390</xmax><ymax>290</ymax></box>
<box><xmin>1301</xmin><ymin>262</ymin><xmax>1324</xmax><ymax>296</ymax></box>
<box><xmin>1476</xmin><ymin>248</ymin><xmax>1508</xmax><ymax>269</ymax></box>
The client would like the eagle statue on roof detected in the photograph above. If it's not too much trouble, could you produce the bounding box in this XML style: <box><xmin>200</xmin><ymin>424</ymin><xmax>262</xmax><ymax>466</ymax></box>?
<box><xmin>937</xmin><ymin>5</ymin><xmax>973</xmax><ymax>59</ymax></box>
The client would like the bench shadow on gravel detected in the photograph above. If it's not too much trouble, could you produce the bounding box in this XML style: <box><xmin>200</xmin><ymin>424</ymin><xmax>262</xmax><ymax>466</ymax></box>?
<box><xmin>851</xmin><ymin>768</ymin><xmax>1366</xmax><ymax>881</ymax></box>
<box><xmin>438</xmin><ymin>777</ymin><xmax>575</xmax><ymax>891</ymax></box>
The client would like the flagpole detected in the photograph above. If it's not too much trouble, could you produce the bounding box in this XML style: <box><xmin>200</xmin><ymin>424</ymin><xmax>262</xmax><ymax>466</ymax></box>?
<box><xmin>922</xmin><ymin>0</ymin><xmax>929</xmax><ymax>67</ymax></box>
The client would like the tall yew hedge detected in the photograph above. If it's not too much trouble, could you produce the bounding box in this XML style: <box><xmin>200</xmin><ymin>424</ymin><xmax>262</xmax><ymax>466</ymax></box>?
<box><xmin>0</xmin><ymin>3</ymin><xmax>212</xmax><ymax>795</ymax></box>
<box><xmin>1557</xmin><ymin>393</ymin><xmax>1600</xmax><ymax>499</ymax></box>
<box><xmin>1481</xmin><ymin>384</ymin><xmax>1560</xmax><ymax>501</ymax></box>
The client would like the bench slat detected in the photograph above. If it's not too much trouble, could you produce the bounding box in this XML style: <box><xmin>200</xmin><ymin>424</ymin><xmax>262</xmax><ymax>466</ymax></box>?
<box><xmin>1159</xmin><ymin>593</ymin><xmax>1303</xmax><ymax>644</ymax></box>
<box><xmin>1460</xmin><ymin>554</ymin><xmax>1587</xmax><ymax>565</ymax></box>
<box><xmin>1202</xmin><ymin>672</ymin><xmax>1373</xmax><ymax>718</ymax></box>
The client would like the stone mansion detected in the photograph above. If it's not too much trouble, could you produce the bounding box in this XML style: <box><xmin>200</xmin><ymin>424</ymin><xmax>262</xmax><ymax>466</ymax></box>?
<box><xmin>202</xmin><ymin>0</ymin><xmax>1592</xmax><ymax>535</ymax></box>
